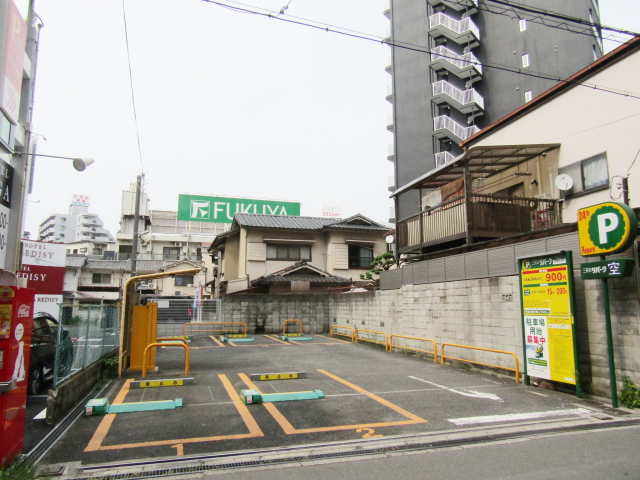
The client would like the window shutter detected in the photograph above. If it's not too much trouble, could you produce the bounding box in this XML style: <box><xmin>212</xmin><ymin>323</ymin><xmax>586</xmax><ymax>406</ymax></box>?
<box><xmin>333</xmin><ymin>244</ymin><xmax>349</xmax><ymax>270</ymax></box>
<box><xmin>247</xmin><ymin>242</ymin><xmax>267</xmax><ymax>261</ymax></box>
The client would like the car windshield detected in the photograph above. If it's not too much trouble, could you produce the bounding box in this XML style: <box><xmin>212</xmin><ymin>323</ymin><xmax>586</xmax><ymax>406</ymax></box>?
<box><xmin>45</xmin><ymin>317</ymin><xmax>59</xmax><ymax>336</ymax></box>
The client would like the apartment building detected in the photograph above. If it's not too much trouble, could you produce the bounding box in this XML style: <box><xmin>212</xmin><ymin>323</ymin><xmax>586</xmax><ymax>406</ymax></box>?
<box><xmin>385</xmin><ymin>0</ymin><xmax>604</xmax><ymax>225</ymax></box>
<box><xmin>37</xmin><ymin>197</ymin><xmax>115</xmax><ymax>245</ymax></box>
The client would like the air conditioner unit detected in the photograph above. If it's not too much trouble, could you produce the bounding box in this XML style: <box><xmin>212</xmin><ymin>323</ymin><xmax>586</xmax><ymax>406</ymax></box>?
<box><xmin>175</xmin><ymin>290</ymin><xmax>183</xmax><ymax>296</ymax></box>
<box><xmin>534</xmin><ymin>193</ymin><xmax>552</xmax><ymax>200</ymax></box>
<box><xmin>187</xmin><ymin>284</ymin><xmax>193</xmax><ymax>288</ymax></box>
<box><xmin>173</xmin><ymin>242</ymin><xmax>182</xmax><ymax>247</ymax></box>
<box><xmin>147</xmin><ymin>282</ymin><xmax>156</xmax><ymax>289</ymax></box>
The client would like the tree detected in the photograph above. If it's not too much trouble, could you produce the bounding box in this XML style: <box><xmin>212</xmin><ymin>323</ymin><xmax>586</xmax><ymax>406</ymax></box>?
<box><xmin>360</xmin><ymin>252</ymin><xmax>396</xmax><ymax>281</ymax></box>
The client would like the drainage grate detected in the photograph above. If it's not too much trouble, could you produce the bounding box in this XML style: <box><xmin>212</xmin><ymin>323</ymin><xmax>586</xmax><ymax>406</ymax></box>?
<box><xmin>70</xmin><ymin>418</ymin><xmax>640</xmax><ymax>480</ymax></box>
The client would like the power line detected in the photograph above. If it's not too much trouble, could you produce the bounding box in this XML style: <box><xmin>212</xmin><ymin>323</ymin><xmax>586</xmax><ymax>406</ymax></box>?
<box><xmin>484</xmin><ymin>0</ymin><xmax>639</xmax><ymax>38</ymax></box>
<box><xmin>201</xmin><ymin>0</ymin><xmax>640</xmax><ymax>102</ymax></box>
<box><xmin>121</xmin><ymin>0</ymin><xmax>145</xmax><ymax>173</ymax></box>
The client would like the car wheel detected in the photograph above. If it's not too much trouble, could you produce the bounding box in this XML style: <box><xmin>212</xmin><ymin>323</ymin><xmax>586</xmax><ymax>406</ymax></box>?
<box><xmin>28</xmin><ymin>366</ymin><xmax>42</xmax><ymax>395</ymax></box>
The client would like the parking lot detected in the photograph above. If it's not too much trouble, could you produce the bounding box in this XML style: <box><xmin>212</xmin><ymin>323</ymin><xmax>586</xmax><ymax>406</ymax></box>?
<box><xmin>40</xmin><ymin>332</ymin><xmax>630</xmax><ymax>468</ymax></box>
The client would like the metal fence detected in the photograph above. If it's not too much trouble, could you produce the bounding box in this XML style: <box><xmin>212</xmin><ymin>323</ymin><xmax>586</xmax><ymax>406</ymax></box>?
<box><xmin>152</xmin><ymin>299</ymin><xmax>222</xmax><ymax>338</ymax></box>
<box><xmin>55</xmin><ymin>305</ymin><xmax>121</xmax><ymax>387</ymax></box>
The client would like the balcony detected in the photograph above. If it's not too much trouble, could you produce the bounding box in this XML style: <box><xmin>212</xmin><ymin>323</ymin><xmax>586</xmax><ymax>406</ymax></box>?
<box><xmin>427</xmin><ymin>0</ymin><xmax>478</xmax><ymax>16</ymax></box>
<box><xmin>387</xmin><ymin>144</ymin><xmax>395</xmax><ymax>162</ymax></box>
<box><xmin>428</xmin><ymin>13</ymin><xmax>480</xmax><ymax>49</ymax></box>
<box><xmin>432</xmin><ymin>80</ymin><xmax>484</xmax><ymax>114</ymax></box>
<box><xmin>383</xmin><ymin>0</ymin><xmax>390</xmax><ymax>18</ymax></box>
<box><xmin>388</xmin><ymin>175</ymin><xmax>396</xmax><ymax>192</ymax></box>
<box><xmin>396</xmin><ymin>194</ymin><xmax>562</xmax><ymax>252</ymax></box>
<box><xmin>384</xmin><ymin>27</ymin><xmax>391</xmax><ymax>43</ymax></box>
<box><xmin>435</xmin><ymin>151</ymin><xmax>455</xmax><ymax>167</ymax></box>
<box><xmin>386</xmin><ymin>84</ymin><xmax>393</xmax><ymax>102</ymax></box>
<box><xmin>430</xmin><ymin>46</ymin><xmax>482</xmax><ymax>81</ymax></box>
<box><xmin>385</xmin><ymin>55</ymin><xmax>392</xmax><ymax>73</ymax></box>
<box><xmin>389</xmin><ymin>206</ymin><xmax>396</xmax><ymax>224</ymax></box>
<box><xmin>387</xmin><ymin>114</ymin><xmax>394</xmax><ymax>131</ymax></box>
<box><xmin>433</xmin><ymin>115</ymin><xmax>480</xmax><ymax>143</ymax></box>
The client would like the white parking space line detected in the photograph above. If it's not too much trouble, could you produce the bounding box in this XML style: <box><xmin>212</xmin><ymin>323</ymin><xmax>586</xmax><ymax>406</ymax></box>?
<box><xmin>409</xmin><ymin>376</ymin><xmax>503</xmax><ymax>402</ymax></box>
<box><xmin>448</xmin><ymin>407</ymin><xmax>593</xmax><ymax>426</ymax></box>
<box><xmin>526</xmin><ymin>390</ymin><xmax>549</xmax><ymax>397</ymax></box>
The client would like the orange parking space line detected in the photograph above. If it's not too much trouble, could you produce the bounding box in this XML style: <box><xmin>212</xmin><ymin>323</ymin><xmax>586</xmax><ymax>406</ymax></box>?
<box><xmin>317</xmin><ymin>334</ymin><xmax>351</xmax><ymax>344</ymax></box>
<box><xmin>209</xmin><ymin>335</ymin><xmax>226</xmax><ymax>347</ymax></box>
<box><xmin>237</xmin><ymin>371</ymin><xmax>426</xmax><ymax>435</ymax></box>
<box><xmin>264</xmin><ymin>335</ymin><xmax>291</xmax><ymax>345</ymax></box>
<box><xmin>84</xmin><ymin>379</ymin><xmax>133</xmax><ymax>452</ymax></box>
<box><xmin>289</xmin><ymin>340</ymin><xmax>302</xmax><ymax>345</ymax></box>
<box><xmin>87</xmin><ymin>375</ymin><xmax>263</xmax><ymax>452</ymax></box>
<box><xmin>228</xmin><ymin>342</ymin><xmax>238</xmax><ymax>347</ymax></box>
<box><xmin>318</xmin><ymin>370</ymin><xmax>426</xmax><ymax>423</ymax></box>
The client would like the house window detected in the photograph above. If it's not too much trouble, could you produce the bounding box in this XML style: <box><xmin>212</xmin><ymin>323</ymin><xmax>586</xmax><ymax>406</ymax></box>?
<box><xmin>519</xmin><ymin>19</ymin><xmax>526</xmax><ymax>31</ymax></box>
<box><xmin>522</xmin><ymin>54</ymin><xmax>530</xmax><ymax>68</ymax></box>
<box><xmin>163</xmin><ymin>247</ymin><xmax>180</xmax><ymax>260</ymax></box>
<box><xmin>92</xmin><ymin>273</ymin><xmax>112</xmax><ymax>284</ymax></box>
<box><xmin>348</xmin><ymin>245</ymin><xmax>374</xmax><ymax>269</ymax></box>
<box><xmin>175</xmin><ymin>275</ymin><xmax>194</xmax><ymax>286</ymax></box>
<box><xmin>524</xmin><ymin>90</ymin><xmax>532</xmax><ymax>102</ymax></box>
<box><xmin>266</xmin><ymin>244</ymin><xmax>312</xmax><ymax>261</ymax></box>
<box><xmin>558</xmin><ymin>153</ymin><xmax>609</xmax><ymax>197</ymax></box>
<box><xmin>80</xmin><ymin>248</ymin><xmax>88</xmax><ymax>253</ymax></box>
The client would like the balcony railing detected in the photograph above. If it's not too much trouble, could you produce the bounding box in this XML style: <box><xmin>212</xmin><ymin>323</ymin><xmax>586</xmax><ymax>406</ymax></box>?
<box><xmin>430</xmin><ymin>46</ymin><xmax>482</xmax><ymax>76</ymax></box>
<box><xmin>432</xmin><ymin>80</ymin><xmax>484</xmax><ymax>111</ymax></box>
<box><xmin>396</xmin><ymin>194</ymin><xmax>562</xmax><ymax>252</ymax></box>
<box><xmin>435</xmin><ymin>151</ymin><xmax>455</xmax><ymax>167</ymax></box>
<box><xmin>388</xmin><ymin>175</ymin><xmax>396</xmax><ymax>192</ymax></box>
<box><xmin>433</xmin><ymin>115</ymin><xmax>480</xmax><ymax>142</ymax></box>
<box><xmin>429</xmin><ymin>13</ymin><xmax>480</xmax><ymax>44</ymax></box>
<box><xmin>387</xmin><ymin>114</ymin><xmax>394</xmax><ymax>130</ymax></box>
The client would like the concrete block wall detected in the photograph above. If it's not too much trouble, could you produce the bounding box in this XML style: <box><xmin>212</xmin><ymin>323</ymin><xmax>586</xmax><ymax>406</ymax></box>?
<box><xmin>329</xmin><ymin>277</ymin><xmax>522</xmax><ymax>373</ymax></box>
<box><xmin>221</xmin><ymin>294</ymin><xmax>330</xmax><ymax>334</ymax></box>
<box><xmin>220</xmin><ymin>271</ymin><xmax>640</xmax><ymax>398</ymax></box>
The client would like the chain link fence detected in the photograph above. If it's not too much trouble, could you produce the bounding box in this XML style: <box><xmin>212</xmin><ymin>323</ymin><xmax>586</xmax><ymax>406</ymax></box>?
<box><xmin>54</xmin><ymin>305</ymin><xmax>121</xmax><ymax>387</ymax></box>
<box><xmin>150</xmin><ymin>299</ymin><xmax>222</xmax><ymax>337</ymax></box>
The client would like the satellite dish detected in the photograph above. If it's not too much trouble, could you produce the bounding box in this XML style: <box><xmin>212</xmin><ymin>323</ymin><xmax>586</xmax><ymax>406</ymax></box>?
<box><xmin>555</xmin><ymin>174</ymin><xmax>574</xmax><ymax>191</ymax></box>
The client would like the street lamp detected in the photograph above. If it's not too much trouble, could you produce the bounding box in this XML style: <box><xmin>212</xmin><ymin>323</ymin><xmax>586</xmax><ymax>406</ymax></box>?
<box><xmin>13</xmin><ymin>152</ymin><xmax>95</xmax><ymax>172</ymax></box>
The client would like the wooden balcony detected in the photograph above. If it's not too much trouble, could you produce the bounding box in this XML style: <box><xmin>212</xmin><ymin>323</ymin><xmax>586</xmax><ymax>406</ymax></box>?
<box><xmin>397</xmin><ymin>194</ymin><xmax>562</xmax><ymax>253</ymax></box>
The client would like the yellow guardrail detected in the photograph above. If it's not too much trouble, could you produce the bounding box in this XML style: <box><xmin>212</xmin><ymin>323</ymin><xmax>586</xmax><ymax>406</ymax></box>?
<box><xmin>441</xmin><ymin>343</ymin><xmax>520</xmax><ymax>383</ymax></box>
<box><xmin>282</xmin><ymin>319</ymin><xmax>303</xmax><ymax>335</ymax></box>
<box><xmin>142</xmin><ymin>342</ymin><xmax>190</xmax><ymax>379</ymax></box>
<box><xmin>330</xmin><ymin>325</ymin><xmax>355</xmax><ymax>342</ymax></box>
<box><xmin>355</xmin><ymin>329</ymin><xmax>389</xmax><ymax>351</ymax></box>
<box><xmin>181</xmin><ymin>322</ymin><xmax>247</xmax><ymax>336</ymax></box>
<box><xmin>389</xmin><ymin>335</ymin><xmax>437</xmax><ymax>363</ymax></box>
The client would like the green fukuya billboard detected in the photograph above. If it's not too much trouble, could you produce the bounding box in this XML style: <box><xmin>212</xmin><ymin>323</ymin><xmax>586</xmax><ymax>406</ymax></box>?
<box><xmin>177</xmin><ymin>194</ymin><xmax>301</xmax><ymax>223</ymax></box>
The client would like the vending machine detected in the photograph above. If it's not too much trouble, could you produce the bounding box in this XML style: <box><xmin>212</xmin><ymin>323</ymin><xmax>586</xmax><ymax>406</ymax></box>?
<box><xmin>0</xmin><ymin>286</ymin><xmax>35</xmax><ymax>466</ymax></box>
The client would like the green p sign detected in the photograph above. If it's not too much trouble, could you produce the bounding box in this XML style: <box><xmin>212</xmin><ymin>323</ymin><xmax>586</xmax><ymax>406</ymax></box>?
<box><xmin>577</xmin><ymin>202</ymin><xmax>638</xmax><ymax>256</ymax></box>
<box><xmin>177</xmin><ymin>194</ymin><xmax>301</xmax><ymax>223</ymax></box>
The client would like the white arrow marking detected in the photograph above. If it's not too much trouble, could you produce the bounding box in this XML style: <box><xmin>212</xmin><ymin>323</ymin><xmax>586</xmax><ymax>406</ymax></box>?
<box><xmin>409</xmin><ymin>376</ymin><xmax>503</xmax><ymax>402</ymax></box>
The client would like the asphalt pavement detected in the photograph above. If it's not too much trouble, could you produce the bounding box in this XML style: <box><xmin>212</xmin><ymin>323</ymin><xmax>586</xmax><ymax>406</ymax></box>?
<box><xmin>28</xmin><ymin>333</ymin><xmax>640</xmax><ymax>478</ymax></box>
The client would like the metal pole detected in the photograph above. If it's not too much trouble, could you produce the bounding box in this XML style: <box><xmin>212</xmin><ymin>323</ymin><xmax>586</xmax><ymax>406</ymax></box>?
<box><xmin>600</xmin><ymin>255</ymin><xmax>618</xmax><ymax>408</ymax></box>
<box><xmin>82</xmin><ymin>305</ymin><xmax>92</xmax><ymax>369</ymax></box>
<box><xmin>463</xmin><ymin>163</ymin><xmax>473</xmax><ymax>245</ymax></box>
<box><xmin>622</xmin><ymin>176</ymin><xmax>630</xmax><ymax>206</ymax></box>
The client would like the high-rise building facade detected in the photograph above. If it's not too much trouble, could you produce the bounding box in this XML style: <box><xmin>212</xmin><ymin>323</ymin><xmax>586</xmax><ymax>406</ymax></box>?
<box><xmin>37</xmin><ymin>197</ymin><xmax>115</xmax><ymax>244</ymax></box>
<box><xmin>385</xmin><ymin>0</ymin><xmax>603</xmax><ymax>222</ymax></box>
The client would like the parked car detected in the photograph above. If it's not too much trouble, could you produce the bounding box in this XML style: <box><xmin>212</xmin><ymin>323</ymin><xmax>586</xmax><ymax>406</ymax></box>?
<box><xmin>28</xmin><ymin>312</ymin><xmax>74</xmax><ymax>395</ymax></box>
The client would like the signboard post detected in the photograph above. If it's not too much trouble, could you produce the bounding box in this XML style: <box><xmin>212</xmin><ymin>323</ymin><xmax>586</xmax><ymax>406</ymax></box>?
<box><xmin>577</xmin><ymin>202</ymin><xmax>638</xmax><ymax>408</ymax></box>
<box><xmin>518</xmin><ymin>251</ymin><xmax>580</xmax><ymax>396</ymax></box>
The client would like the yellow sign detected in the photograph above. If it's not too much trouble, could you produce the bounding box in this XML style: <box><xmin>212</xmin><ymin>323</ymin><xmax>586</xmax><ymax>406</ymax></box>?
<box><xmin>259</xmin><ymin>373</ymin><xmax>299</xmax><ymax>380</ymax></box>
<box><xmin>140</xmin><ymin>379</ymin><xmax>184</xmax><ymax>388</ymax></box>
<box><xmin>520</xmin><ymin>253</ymin><xmax>576</xmax><ymax>385</ymax></box>
<box><xmin>577</xmin><ymin>202</ymin><xmax>638</xmax><ymax>257</ymax></box>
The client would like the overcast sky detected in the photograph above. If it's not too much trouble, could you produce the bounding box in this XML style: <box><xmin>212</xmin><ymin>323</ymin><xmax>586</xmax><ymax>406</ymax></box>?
<box><xmin>24</xmin><ymin>0</ymin><xmax>640</xmax><ymax>238</ymax></box>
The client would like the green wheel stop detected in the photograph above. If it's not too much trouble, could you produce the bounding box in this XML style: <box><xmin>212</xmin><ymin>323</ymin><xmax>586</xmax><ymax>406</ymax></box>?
<box><xmin>241</xmin><ymin>389</ymin><xmax>324</xmax><ymax>405</ymax></box>
<box><xmin>278</xmin><ymin>336</ymin><xmax>313</xmax><ymax>341</ymax></box>
<box><xmin>85</xmin><ymin>398</ymin><xmax>183</xmax><ymax>415</ymax></box>
<box><xmin>219</xmin><ymin>336</ymin><xmax>255</xmax><ymax>343</ymax></box>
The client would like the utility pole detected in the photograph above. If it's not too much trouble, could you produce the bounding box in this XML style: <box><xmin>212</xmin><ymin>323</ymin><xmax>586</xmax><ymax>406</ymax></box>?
<box><xmin>130</xmin><ymin>175</ymin><xmax>143</xmax><ymax>277</ymax></box>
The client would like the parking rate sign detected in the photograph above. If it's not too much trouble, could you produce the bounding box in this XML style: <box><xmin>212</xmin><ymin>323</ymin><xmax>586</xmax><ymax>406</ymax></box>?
<box><xmin>519</xmin><ymin>252</ymin><xmax>577</xmax><ymax>385</ymax></box>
